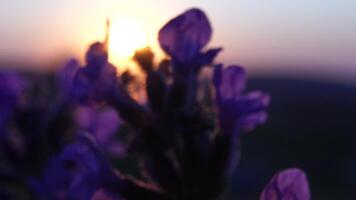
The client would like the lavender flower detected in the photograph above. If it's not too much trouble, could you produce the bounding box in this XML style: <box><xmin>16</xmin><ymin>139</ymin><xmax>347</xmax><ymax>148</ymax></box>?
<box><xmin>159</xmin><ymin>8</ymin><xmax>222</xmax><ymax>76</ymax></box>
<box><xmin>30</xmin><ymin>134</ymin><xmax>114</xmax><ymax>200</ymax></box>
<box><xmin>213</xmin><ymin>64</ymin><xmax>270</xmax><ymax>135</ymax></box>
<box><xmin>0</xmin><ymin>7</ymin><xmax>284</xmax><ymax>200</ymax></box>
<box><xmin>261</xmin><ymin>168</ymin><xmax>311</xmax><ymax>200</ymax></box>
<box><xmin>31</xmin><ymin>134</ymin><xmax>169</xmax><ymax>200</ymax></box>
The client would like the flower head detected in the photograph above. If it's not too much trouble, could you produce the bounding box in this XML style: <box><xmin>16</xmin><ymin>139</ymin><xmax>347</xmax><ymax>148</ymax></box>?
<box><xmin>30</xmin><ymin>134</ymin><xmax>113</xmax><ymax>200</ymax></box>
<box><xmin>159</xmin><ymin>8</ymin><xmax>211</xmax><ymax>62</ymax></box>
<box><xmin>159</xmin><ymin>8</ymin><xmax>221</xmax><ymax>75</ymax></box>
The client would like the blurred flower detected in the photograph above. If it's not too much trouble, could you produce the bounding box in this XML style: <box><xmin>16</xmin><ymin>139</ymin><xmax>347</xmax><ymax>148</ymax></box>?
<box><xmin>213</xmin><ymin>65</ymin><xmax>270</xmax><ymax>134</ymax></box>
<box><xmin>260</xmin><ymin>168</ymin><xmax>310</xmax><ymax>200</ymax></box>
<box><xmin>74</xmin><ymin>106</ymin><xmax>126</xmax><ymax>157</ymax></box>
<box><xmin>30</xmin><ymin>134</ymin><xmax>114</xmax><ymax>200</ymax></box>
<box><xmin>159</xmin><ymin>8</ymin><xmax>222</xmax><ymax>76</ymax></box>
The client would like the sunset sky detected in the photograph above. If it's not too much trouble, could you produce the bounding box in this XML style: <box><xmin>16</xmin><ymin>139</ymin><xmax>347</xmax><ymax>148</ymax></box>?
<box><xmin>1</xmin><ymin>0</ymin><xmax>356</xmax><ymax>82</ymax></box>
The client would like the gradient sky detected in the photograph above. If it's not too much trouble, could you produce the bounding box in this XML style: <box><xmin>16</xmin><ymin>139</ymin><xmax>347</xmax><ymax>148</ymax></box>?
<box><xmin>1</xmin><ymin>0</ymin><xmax>356</xmax><ymax>82</ymax></box>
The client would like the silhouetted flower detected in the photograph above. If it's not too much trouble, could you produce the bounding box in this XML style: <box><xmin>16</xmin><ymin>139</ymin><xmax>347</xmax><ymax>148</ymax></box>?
<box><xmin>213</xmin><ymin>64</ymin><xmax>269</xmax><ymax>134</ymax></box>
<box><xmin>71</xmin><ymin>42</ymin><xmax>118</xmax><ymax>104</ymax></box>
<box><xmin>260</xmin><ymin>168</ymin><xmax>310</xmax><ymax>200</ymax></box>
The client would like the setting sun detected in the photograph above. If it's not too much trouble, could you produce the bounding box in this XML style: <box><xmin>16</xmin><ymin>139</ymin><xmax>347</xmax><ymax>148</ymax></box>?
<box><xmin>109</xmin><ymin>19</ymin><xmax>147</xmax><ymax>60</ymax></box>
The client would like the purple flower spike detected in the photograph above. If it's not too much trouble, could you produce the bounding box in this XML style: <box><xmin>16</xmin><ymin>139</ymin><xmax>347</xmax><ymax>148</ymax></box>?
<box><xmin>30</xmin><ymin>134</ymin><xmax>114</xmax><ymax>200</ymax></box>
<box><xmin>213</xmin><ymin>65</ymin><xmax>270</xmax><ymax>134</ymax></box>
<box><xmin>261</xmin><ymin>168</ymin><xmax>310</xmax><ymax>200</ymax></box>
<box><xmin>159</xmin><ymin>8</ymin><xmax>212</xmax><ymax>63</ymax></box>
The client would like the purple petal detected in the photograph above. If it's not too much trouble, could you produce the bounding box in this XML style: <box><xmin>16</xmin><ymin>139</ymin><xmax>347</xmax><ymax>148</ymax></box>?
<box><xmin>219</xmin><ymin>65</ymin><xmax>246</xmax><ymax>100</ymax></box>
<box><xmin>245</xmin><ymin>91</ymin><xmax>271</xmax><ymax>107</ymax></box>
<box><xmin>237</xmin><ymin>91</ymin><xmax>270</xmax><ymax>115</ymax></box>
<box><xmin>240</xmin><ymin>111</ymin><xmax>268</xmax><ymax>131</ymax></box>
<box><xmin>159</xmin><ymin>8</ymin><xmax>212</xmax><ymax>62</ymax></box>
<box><xmin>214</xmin><ymin>65</ymin><xmax>270</xmax><ymax>134</ymax></box>
<box><xmin>260</xmin><ymin>168</ymin><xmax>310</xmax><ymax>200</ymax></box>
<box><xmin>233</xmin><ymin>91</ymin><xmax>270</xmax><ymax>131</ymax></box>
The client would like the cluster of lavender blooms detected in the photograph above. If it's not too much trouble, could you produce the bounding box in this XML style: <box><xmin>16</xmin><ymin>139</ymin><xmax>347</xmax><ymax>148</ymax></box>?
<box><xmin>0</xmin><ymin>8</ymin><xmax>311</xmax><ymax>200</ymax></box>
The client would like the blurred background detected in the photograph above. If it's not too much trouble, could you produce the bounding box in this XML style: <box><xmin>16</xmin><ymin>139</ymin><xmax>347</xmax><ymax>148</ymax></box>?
<box><xmin>1</xmin><ymin>0</ymin><xmax>356</xmax><ymax>199</ymax></box>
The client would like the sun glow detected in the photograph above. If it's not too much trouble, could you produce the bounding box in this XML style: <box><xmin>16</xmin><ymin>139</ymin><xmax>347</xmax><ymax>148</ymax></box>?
<box><xmin>109</xmin><ymin>19</ymin><xmax>147</xmax><ymax>69</ymax></box>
